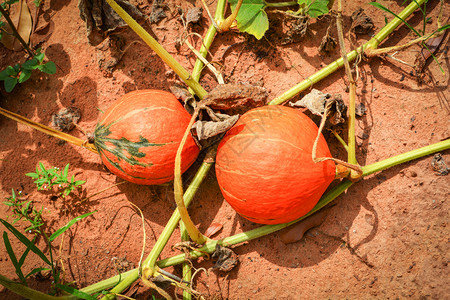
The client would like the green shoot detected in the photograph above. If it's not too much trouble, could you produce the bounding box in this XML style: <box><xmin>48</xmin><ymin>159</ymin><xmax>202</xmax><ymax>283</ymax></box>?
<box><xmin>3</xmin><ymin>189</ymin><xmax>44</xmax><ymax>234</ymax></box>
<box><xmin>0</xmin><ymin>49</ymin><xmax>56</xmax><ymax>92</ymax></box>
<box><xmin>26</xmin><ymin>162</ymin><xmax>86</xmax><ymax>198</ymax></box>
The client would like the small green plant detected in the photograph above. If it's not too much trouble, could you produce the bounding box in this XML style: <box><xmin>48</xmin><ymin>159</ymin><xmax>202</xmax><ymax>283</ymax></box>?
<box><xmin>1</xmin><ymin>211</ymin><xmax>96</xmax><ymax>290</ymax></box>
<box><xmin>3</xmin><ymin>189</ymin><xmax>44</xmax><ymax>234</ymax></box>
<box><xmin>0</xmin><ymin>49</ymin><xmax>56</xmax><ymax>92</ymax></box>
<box><xmin>227</xmin><ymin>0</ymin><xmax>331</xmax><ymax>39</ymax></box>
<box><xmin>26</xmin><ymin>162</ymin><xmax>86</xmax><ymax>198</ymax></box>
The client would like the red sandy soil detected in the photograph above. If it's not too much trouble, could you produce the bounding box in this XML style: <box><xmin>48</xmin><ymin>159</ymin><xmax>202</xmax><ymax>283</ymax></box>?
<box><xmin>0</xmin><ymin>0</ymin><xmax>449</xmax><ymax>299</ymax></box>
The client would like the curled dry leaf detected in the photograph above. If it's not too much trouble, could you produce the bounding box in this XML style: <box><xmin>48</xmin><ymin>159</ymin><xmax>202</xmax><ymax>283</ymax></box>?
<box><xmin>290</xmin><ymin>89</ymin><xmax>346</xmax><ymax>126</ymax></box>
<box><xmin>1</xmin><ymin>0</ymin><xmax>33</xmax><ymax>51</ymax></box>
<box><xmin>149</xmin><ymin>0</ymin><xmax>166</xmax><ymax>24</ymax></box>
<box><xmin>290</xmin><ymin>89</ymin><xmax>331</xmax><ymax>116</ymax></box>
<box><xmin>192</xmin><ymin>115</ymin><xmax>239</xmax><ymax>141</ymax></box>
<box><xmin>185</xmin><ymin>7</ymin><xmax>203</xmax><ymax>26</ymax></box>
<box><xmin>279</xmin><ymin>209</ymin><xmax>328</xmax><ymax>244</ymax></box>
<box><xmin>431</xmin><ymin>153</ymin><xmax>449</xmax><ymax>176</ymax></box>
<box><xmin>318</xmin><ymin>33</ymin><xmax>337</xmax><ymax>55</ymax></box>
<box><xmin>203</xmin><ymin>83</ymin><xmax>268</xmax><ymax>114</ymax></box>
<box><xmin>78</xmin><ymin>0</ymin><xmax>145</xmax><ymax>46</ymax></box>
<box><xmin>350</xmin><ymin>8</ymin><xmax>374</xmax><ymax>35</ymax></box>
<box><xmin>191</xmin><ymin>114</ymin><xmax>239</xmax><ymax>149</ymax></box>
<box><xmin>51</xmin><ymin>107</ymin><xmax>81</xmax><ymax>132</ymax></box>
<box><xmin>211</xmin><ymin>244</ymin><xmax>239</xmax><ymax>272</ymax></box>
<box><xmin>170</xmin><ymin>83</ymin><xmax>195</xmax><ymax>112</ymax></box>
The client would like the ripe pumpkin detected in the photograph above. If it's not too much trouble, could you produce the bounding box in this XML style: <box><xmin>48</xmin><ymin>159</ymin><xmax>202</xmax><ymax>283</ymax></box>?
<box><xmin>215</xmin><ymin>105</ymin><xmax>336</xmax><ymax>224</ymax></box>
<box><xmin>94</xmin><ymin>89</ymin><xmax>200</xmax><ymax>185</ymax></box>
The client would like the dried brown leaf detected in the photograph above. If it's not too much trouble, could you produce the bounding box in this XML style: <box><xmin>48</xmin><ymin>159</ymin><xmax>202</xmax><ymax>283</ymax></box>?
<box><xmin>78</xmin><ymin>0</ymin><xmax>145</xmax><ymax>46</ymax></box>
<box><xmin>203</xmin><ymin>83</ymin><xmax>268</xmax><ymax>114</ymax></box>
<box><xmin>211</xmin><ymin>244</ymin><xmax>238</xmax><ymax>272</ymax></box>
<box><xmin>290</xmin><ymin>89</ymin><xmax>331</xmax><ymax>116</ymax></box>
<box><xmin>1</xmin><ymin>0</ymin><xmax>33</xmax><ymax>51</ymax></box>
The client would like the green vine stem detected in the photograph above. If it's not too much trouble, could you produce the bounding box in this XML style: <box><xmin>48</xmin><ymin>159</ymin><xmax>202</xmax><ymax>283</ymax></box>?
<box><xmin>336</xmin><ymin>0</ymin><xmax>359</xmax><ymax>179</ymax></box>
<box><xmin>180</xmin><ymin>221</ymin><xmax>192</xmax><ymax>300</ymax></box>
<box><xmin>104</xmin><ymin>0</ymin><xmax>208</xmax><ymax>99</ymax></box>
<box><xmin>99</xmin><ymin>156</ymin><xmax>214</xmax><ymax>300</ymax></box>
<box><xmin>269</xmin><ymin>0</ymin><xmax>427</xmax><ymax>105</ymax></box>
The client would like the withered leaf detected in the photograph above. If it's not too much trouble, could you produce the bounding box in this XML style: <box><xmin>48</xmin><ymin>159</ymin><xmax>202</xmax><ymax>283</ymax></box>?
<box><xmin>149</xmin><ymin>0</ymin><xmax>166</xmax><ymax>24</ymax></box>
<box><xmin>327</xmin><ymin>94</ymin><xmax>346</xmax><ymax>126</ymax></box>
<box><xmin>211</xmin><ymin>244</ymin><xmax>238</xmax><ymax>272</ymax></box>
<box><xmin>351</xmin><ymin>8</ymin><xmax>374</xmax><ymax>35</ymax></box>
<box><xmin>431</xmin><ymin>153</ymin><xmax>449</xmax><ymax>176</ymax></box>
<box><xmin>1</xmin><ymin>0</ymin><xmax>33</xmax><ymax>51</ymax></box>
<box><xmin>203</xmin><ymin>83</ymin><xmax>268</xmax><ymax>114</ymax></box>
<box><xmin>290</xmin><ymin>89</ymin><xmax>331</xmax><ymax>116</ymax></box>
<box><xmin>318</xmin><ymin>34</ymin><xmax>337</xmax><ymax>55</ymax></box>
<box><xmin>78</xmin><ymin>0</ymin><xmax>145</xmax><ymax>46</ymax></box>
<box><xmin>185</xmin><ymin>7</ymin><xmax>203</xmax><ymax>26</ymax></box>
<box><xmin>192</xmin><ymin>115</ymin><xmax>239</xmax><ymax>141</ymax></box>
<box><xmin>51</xmin><ymin>107</ymin><xmax>81</xmax><ymax>132</ymax></box>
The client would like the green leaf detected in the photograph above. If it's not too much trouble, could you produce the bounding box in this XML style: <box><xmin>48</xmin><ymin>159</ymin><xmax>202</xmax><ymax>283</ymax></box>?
<box><xmin>3</xmin><ymin>231</ymin><xmax>26</xmax><ymax>283</ymax></box>
<box><xmin>4</xmin><ymin>77</ymin><xmax>18</xmax><ymax>93</ymax></box>
<box><xmin>56</xmin><ymin>284</ymin><xmax>97</xmax><ymax>300</ymax></box>
<box><xmin>49</xmin><ymin>211</ymin><xmax>96</xmax><ymax>242</ymax></box>
<box><xmin>0</xmin><ymin>219</ymin><xmax>51</xmax><ymax>265</ymax></box>
<box><xmin>63</xmin><ymin>163</ymin><xmax>70</xmax><ymax>179</ymax></box>
<box><xmin>304</xmin><ymin>0</ymin><xmax>329</xmax><ymax>18</ymax></box>
<box><xmin>229</xmin><ymin>0</ymin><xmax>269</xmax><ymax>40</ymax></box>
<box><xmin>25</xmin><ymin>172</ymin><xmax>39</xmax><ymax>179</ymax></box>
<box><xmin>0</xmin><ymin>68</ymin><xmax>10</xmax><ymax>80</ymax></box>
<box><xmin>34</xmin><ymin>51</ymin><xmax>45</xmax><ymax>63</ymax></box>
<box><xmin>18</xmin><ymin>69</ymin><xmax>32</xmax><ymax>83</ymax></box>
<box><xmin>25</xmin><ymin>267</ymin><xmax>50</xmax><ymax>279</ymax></box>
<box><xmin>22</xmin><ymin>58</ymin><xmax>39</xmax><ymax>70</ymax></box>
<box><xmin>37</xmin><ymin>61</ymin><xmax>56</xmax><ymax>74</ymax></box>
<box><xmin>6</xmin><ymin>65</ymin><xmax>17</xmax><ymax>76</ymax></box>
<box><xmin>74</xmin><ymin>180</ymin><xmax>86</xmax><ymax>186</ymax></box>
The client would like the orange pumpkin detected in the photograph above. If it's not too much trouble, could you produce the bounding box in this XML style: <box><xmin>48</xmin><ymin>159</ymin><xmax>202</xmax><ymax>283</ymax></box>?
<box><xmin>94</xmin><ymin>90</ymin><xmax>199</xmax><ymax>185</ymax></box>
<box><xmin>215</xmin><ymin>105</ymin><xmax>336</xmax><ymax>224</ymax></box>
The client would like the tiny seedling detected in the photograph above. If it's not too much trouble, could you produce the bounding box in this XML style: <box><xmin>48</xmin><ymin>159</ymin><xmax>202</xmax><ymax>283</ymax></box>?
<box><xmin>3</xmin><ymin>189</ymin><xmax>44</xmax><ymax>234</ymax></box>
<box><xmin>26</xmin><ymin>162</ymin><xmax>86</xmax><ymax>198</ymax></box>
<box><xmin>0</xmin><ymin>49</ymin><xmax>56</xmax><ymax>92</ymax></box>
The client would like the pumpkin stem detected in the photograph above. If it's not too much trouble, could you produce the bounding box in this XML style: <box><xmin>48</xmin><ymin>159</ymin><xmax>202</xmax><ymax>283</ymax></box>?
<box><xmin>0</xmin><ymin>107</ymin><xmax>97</xmax><ymax>153</ymax></box>
<box><xmin>311</xmin><ymin>99</ymin><xmax>363</xmax><ymax>180</ymax></box>
<box><xmin>174</xmin><ymin>110</ymin><xmax>209</xmax><ymax>245</ymax></box>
